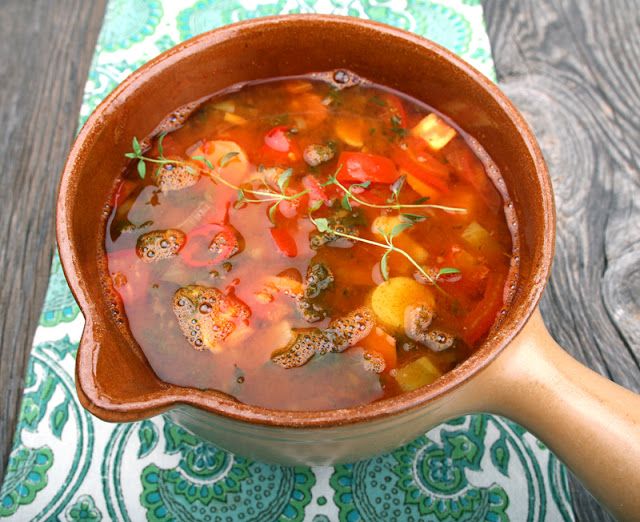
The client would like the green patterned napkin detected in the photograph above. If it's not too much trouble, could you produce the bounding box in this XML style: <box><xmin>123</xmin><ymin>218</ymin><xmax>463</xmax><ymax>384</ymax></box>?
<box><xmin>1</xmin><ymin>1</ymin><xmax>574</xmax><ymax>520</ymax></box>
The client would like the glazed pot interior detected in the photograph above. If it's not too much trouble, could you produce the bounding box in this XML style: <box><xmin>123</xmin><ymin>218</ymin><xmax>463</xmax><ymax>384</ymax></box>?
<box><xmin>58</xmin><ymin>15</ymin><xmax>553</xmax><ymax>426</ymax></box>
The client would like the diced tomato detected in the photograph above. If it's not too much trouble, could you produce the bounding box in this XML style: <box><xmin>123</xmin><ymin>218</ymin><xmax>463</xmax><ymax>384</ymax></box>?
<box><xmin>264</xmin><ymin>126</ymin><xmax>292</xmax><ymax>152</ymax></box>
<box><xmin>381</xmin><ymin>93</ymin><xmax>407</xmax><ymax>129</ymax></box>
<box><xmin>444</xmin><ymin>140</ymin><xmax>501</xmax><ymax>210</ymax></box>
<box><xmin>277</xmin><ymin>197</ymin><xmax>302</xmax><ymax>220</ymax></box>
<box><xmin>302</xmin><ymin>175</ymin><xmax>328</xmax><ymax>208</ymax></box>
<box><xmin>113</xmin><ymin>179</ymin><xmax>138</xmax><ymax>207</ymax></box>
<box><xmin>181</xmin><ymin>223</ymin><xmax>239</xmax><ymax>267</ymax></box>
<box><xmin>350</xmin><ymin>186</ymin><xmax>386</xmax><ymax>206</ymax></box>
<box><xmin>460</xmin><ymin>272</ymin><xmax>505</xmax><ymax>345</ymax></box>
<box><xmin>260</xmin><ymin>126</ymin><xmax>301</xmax><ymax>165</ymax></box>
<box><xmin>190</xmin><ymin>139</ymin><xmax>249</xmax><ymax>185</ymax></box>
<box><xmin>263</xmin><ymin>274</ymin><xmax>305</xmax><ymax>296</ymax></box>
<box><xmin>404</xmin><ymin>173</ymin><xmax>441</xmax><ymax>201</ymax></box>
<box><xmin>357</xmin><ymin>326</ymin><xmax>398</xmax><ymax>370</ymax></box>
<box><xmin>289</xmin><ymin>93</ymin><xmax>328</xmax><ymax>128</ymax></box>
<box><xmin>336</xmin><ymin>152</ymin><xmax>399</xmax><ymax>184</ymax></box>
<box><xmin>269</xmin><ymin>227</ymin><xmax>298</xmax><ymax>258</ymax></box>
<box><xmin>392</xmin><ymin>140</ymin><xmax>450</xmax><ymax>194</ymax></box>
<box><xmin>439</xmin><ymin>245</ymin><xmax>489</xmax><ymax>300</ymax></box>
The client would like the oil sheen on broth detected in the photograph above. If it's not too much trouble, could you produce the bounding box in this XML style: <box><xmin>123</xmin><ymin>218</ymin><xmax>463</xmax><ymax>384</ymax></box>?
<box><xmin>104</xmin><ymin>71</ymin><xmax>519</xmax><ymax>411</ymax></box>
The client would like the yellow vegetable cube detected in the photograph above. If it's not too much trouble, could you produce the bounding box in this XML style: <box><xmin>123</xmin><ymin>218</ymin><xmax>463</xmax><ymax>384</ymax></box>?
<box><xmin>224</xmin><ymin>112</ymin><xmax>247</xmax><ymax>125</ymax></box>
<box><xmin>394</xmin><ymin>356</ymin><xmax>442</xmax><ymax>393</ymax></box>
<box><xmin>411</xmin><ymin>113</ymin><xmax>456</xmax><ymax>150</ymax></box>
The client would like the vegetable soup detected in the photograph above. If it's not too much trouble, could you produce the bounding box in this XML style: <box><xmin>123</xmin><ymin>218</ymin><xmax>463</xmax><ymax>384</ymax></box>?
<box><xmin>103</xmin><ymin>71</ymin><xmax>519</xmax><ymax>411</ymax></box>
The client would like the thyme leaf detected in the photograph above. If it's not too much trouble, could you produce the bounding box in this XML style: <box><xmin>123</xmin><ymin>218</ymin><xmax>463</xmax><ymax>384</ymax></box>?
<box><xmin>389</xmin><ymin>222</ymin><xmax>413</xmax><ymax>238</ymax></box>
<box><xmin>219</xmin><ymin>151</ymin><xmax>240</xmax><ymax>168</ymax></box>
<box><xmin>132</xmin><ymin>137</ymin><xmax>142</xmax><ymax>155</ymax></box>
<box><xmin>277</xmin><ymin>168</ymin><xmax>293</xmax><ymax>192</ymax></box>
<box><xmin>437</xmin><ymin>267</ymin><xmax>461</xmax><ymax>276</ymax></box>
<box><xmin>157</xmin><ymin>133</ymin><xmax>167</xmax><ymax>156</ymax></box>
<box><xmin>380</xmin><ymin>251</ymin><xmax>390</xmax><ymax>281</ymax></box>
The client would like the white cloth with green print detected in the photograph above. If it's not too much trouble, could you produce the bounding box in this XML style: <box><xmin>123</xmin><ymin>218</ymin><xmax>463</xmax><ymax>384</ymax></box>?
<box><xmin>0</xmin><ymin>1</ymin><xmax>574</xmax><ymax>521</ymax></box>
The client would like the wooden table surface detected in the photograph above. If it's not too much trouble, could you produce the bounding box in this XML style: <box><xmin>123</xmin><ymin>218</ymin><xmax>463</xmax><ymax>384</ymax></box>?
<box><xmin>1</xmin><ymin>1</ymin><xmax>638</xmax><ymax>520</ymax></box>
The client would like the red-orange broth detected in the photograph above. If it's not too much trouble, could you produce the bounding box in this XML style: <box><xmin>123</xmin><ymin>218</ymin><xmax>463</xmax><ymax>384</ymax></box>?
<box><xmin>104</xmin><ymin>71</ymin><xmax>519</xmax><ymax>411</ymax></box>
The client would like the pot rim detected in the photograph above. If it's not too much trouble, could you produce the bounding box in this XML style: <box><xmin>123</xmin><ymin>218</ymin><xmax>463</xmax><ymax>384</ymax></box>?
<box><xmin>57</xmin><ymin>13</ymin><xmax>555</xmax><ymax>428</ymax></box>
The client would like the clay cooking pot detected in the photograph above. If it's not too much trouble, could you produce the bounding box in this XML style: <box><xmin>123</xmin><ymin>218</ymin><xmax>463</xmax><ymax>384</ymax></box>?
<box><xmin>56</xmin><ymin>15</ymin><xmax>640</xmax><ymax>520</ymax></box>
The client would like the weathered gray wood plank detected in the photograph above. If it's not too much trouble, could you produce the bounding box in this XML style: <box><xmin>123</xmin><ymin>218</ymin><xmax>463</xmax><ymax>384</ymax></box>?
<box><xmin>482</xmin><ymin>0</ymin><xmax>640</xmax><ymax>520</ymax></box>
<box><xmin>1</xmin><ymin>2</ymin><xmax>638</xmax><ymax>521</ymax></box>
<box><xmin>0</xmin><ymin>0</ymin><xmax>108</xmax><ymax>487</ymax></box>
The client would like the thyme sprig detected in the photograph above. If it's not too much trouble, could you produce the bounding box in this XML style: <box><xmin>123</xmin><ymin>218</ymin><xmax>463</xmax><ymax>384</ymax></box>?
<box><xmin>309</xmin><ymin>214</ymin><xmax>459</xmax><ymax>288</ymax></box>
<box><xmin>126</xmin><ymin>135</ymin><xmax>462</xmax><ymax>286</ymax></box>
<box><xmin>330</xmin><ymin>172</ymin><xmax>464</xmax><ymax>216</ymax></box>
<box><xmin>311</xmin><ymin>214</ymin><xmax>427</xmax><ymax>282</ymax></box>
<box><xmin>126</xmin><ymin>135</ymin><xmax>465</xmax><ymax>225</ymax></box>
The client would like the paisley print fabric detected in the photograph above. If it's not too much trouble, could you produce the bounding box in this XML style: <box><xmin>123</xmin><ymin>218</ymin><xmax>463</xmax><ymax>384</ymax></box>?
<box><xmin>1</xmin><ymin>1</ymin><xmax>573</xmax><ymax>520</ymax></box>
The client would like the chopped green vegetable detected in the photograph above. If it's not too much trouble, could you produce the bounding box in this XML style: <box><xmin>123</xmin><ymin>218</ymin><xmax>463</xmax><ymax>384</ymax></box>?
<box><xmin>394</xmin><ymin>356</ymin><xmax>442</xmax><ymax>393</ymax></box>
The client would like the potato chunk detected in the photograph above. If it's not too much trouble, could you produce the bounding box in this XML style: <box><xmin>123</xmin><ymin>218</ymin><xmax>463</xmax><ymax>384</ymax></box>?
<box><xmin>370</xmin><ymin>277</ymin><xmax>435</xmax><ymax>332</ymax></box>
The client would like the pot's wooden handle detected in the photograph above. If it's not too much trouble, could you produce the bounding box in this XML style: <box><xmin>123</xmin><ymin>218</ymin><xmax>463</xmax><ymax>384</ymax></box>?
<box><xmin>473</xmin><ymin>308</ymin><xmax>640</xmax><ymax>521</ymax></box>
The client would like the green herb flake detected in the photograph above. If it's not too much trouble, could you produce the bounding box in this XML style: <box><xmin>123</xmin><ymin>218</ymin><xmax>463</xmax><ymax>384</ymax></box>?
<box><xmin>132</xmin><ymin>137</ymin><xmax>142</xmax><ymax>155</ymax></box>
<box><xmin>268</xmin><ymin>203</ymin><xmax>278</xmax><ymax>225</ymax></box>
<box><xmin>157</xmin><ymin>133</ymin><xmax>167</xmax><ymax>157</ymax></box>
<box><xmin>390</xmin><ymin>114</ymin><xmax>403</xmax><ymax>128</ymax></box>
<box><xmin>390</xmin><ymin>174</ymin><xmax>406</xmax><ymax>198</ymax></box>
<box><xmin>219</xmin><ymin>151</ymin><xmax>240</xmax><ymax>168</ymax></box>
<box><xmin>438</xmin><ymin>267</ymin><xmax>461</xmax><ymax>276</ymax></box>
<box><xmin>192</xmin><ymin>155</ymin><xmax>214</xmax><ymax>170</ymax></box>
<box><xmin>380</xmin><ymin>251</ymin><xmax>390</xmax><ymax>281</ymax></box>
<box><xmin>370</xmin><ymin>96</ymin><xmax>388</xmax><ymax>106</ymax></box>
<box><xmin>401</xmin><ymin>213</ymin><xmax>428</xmax><ymax>223</ymax></box>
<box><xmin>390</xmin><ymin>222</ymin><xmax>413</xmax><ymax>238</ymax></box>
<box><xmin>277</xmin><ymin>168</ymin><xmax>293</xmax><ymax>192</ymax></box>
<box><xmin>314</xmin><ymin>218</ymin><xmax>331</xmax><ymax>233</ymax></box>
<box><xmin>309</xmin><ymin>199</ymin><xmax>324</xmax><ymax>212</ymax></box>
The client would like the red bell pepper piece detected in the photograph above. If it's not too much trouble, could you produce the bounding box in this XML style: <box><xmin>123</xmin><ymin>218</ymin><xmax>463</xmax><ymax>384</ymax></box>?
<box><xmin>269</xmin><ymin>227</ymin><xmax>298</xmax><ymax>258</ymax></box>
<box><xmin>302</xmin><ymin>175</ymin><xmax>328</xmax><ymax>208</ymax></box>
<box><xmin>392</xmin><ymin>141</ymin><xmax>450</xmax><ymax>194</ymax></box>
<box><xmin>460</xmin><ymin>272</ymin><xmax>505</xmax><ymax>345</ymax></box>
<box><xmin>336</xmin><ymin>152</ymin><xmax>398</xmax><ymax>184</ymax></box>
<box><xmin>260</xmin><ymin>126</ymin><xmax>300</xmax><ymax>164</ymax></box>
<box><xmin>444</xmin><ymin>140</ymin><xmax>501</xmax><ymax>210</ymax></box>
<box><xmin>181</xmin><ymin>223</ymin><xmax>239</xmax><ymax>267</ymax></box>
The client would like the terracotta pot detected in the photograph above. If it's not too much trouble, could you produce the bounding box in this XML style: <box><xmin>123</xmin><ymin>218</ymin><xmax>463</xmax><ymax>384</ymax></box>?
<box><xmin>56</xmin><ymin>15</ymin><xmax>640</xmax><ymax>520</ymax></box>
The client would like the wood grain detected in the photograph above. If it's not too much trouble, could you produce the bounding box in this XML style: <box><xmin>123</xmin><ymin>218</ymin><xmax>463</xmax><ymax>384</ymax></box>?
<box><xmin>0</xmin><ymin>0</ymin><xmax>108</xmax><ymax>487</ymax></box>
<box><xmin>0</xmin><ymin>1</ymin><xmax>638</xmax><ymax>520</ymax></box>
<box><xmin>482</xmin><ymin>0</ymin><xmax>640</xmax><ymax>520</ymax></box>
